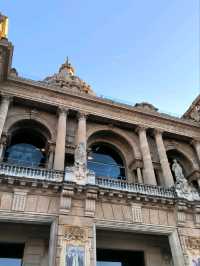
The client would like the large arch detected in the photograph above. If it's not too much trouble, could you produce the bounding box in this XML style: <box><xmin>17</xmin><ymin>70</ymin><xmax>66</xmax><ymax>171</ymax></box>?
<box><xmin>87</xmin><ymin>128</ymin><xmax>139</xmax><ymax>181</ymax></box>
<box><xmin>87</xmin><ymin>125</ymin><xmax>141</xmax><ymax>160</ymax></box>
<box><xmin>4</xmin><ymin>112</ymin><xmax>55</xmax><ymax>141</ymax></box>
<box><xmin>4</xmin><ymin>119</ymin><xmax>52</xmax><ymax>168</ymax></box>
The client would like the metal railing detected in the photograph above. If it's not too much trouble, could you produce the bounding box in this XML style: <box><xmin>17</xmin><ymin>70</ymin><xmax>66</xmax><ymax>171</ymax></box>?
<box><xmin>96</xmin><ymin>177</ymin><xmax>175</xmax><ymax>199</ymax></box>
<box><xmin>0</xmin><ymin>162</ymin><xmax>64</xmax><ymax>182</ymax></box>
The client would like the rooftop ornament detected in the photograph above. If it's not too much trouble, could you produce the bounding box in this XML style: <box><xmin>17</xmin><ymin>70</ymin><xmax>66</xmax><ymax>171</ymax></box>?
<box><xmin>134</xmin><ymin>102</ymin><xmax>158</xmax><ymax>112</ymax></box>
<box><xmin>0</xmin><ymin>13</ymin><xmax>8</xmax><ymax>40</ymax></box>
<box><xmin>43</xmin><ymin>58</ymin><xmax>95</xmax><ymax>95</ymax></box>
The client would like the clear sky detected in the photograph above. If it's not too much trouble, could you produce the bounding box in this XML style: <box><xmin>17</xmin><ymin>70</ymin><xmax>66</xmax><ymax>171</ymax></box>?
<box><xmin>1</xmin><ymin>0</ymin><xmax>199</xmax><ymax>116</ymax></box>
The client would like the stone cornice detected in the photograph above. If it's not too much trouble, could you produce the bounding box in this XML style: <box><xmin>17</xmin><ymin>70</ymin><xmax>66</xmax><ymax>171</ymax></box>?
<box><xmin>2</xmin><ymin>78</ymin><xmax>200</xmax><ymax>139</ymax></box>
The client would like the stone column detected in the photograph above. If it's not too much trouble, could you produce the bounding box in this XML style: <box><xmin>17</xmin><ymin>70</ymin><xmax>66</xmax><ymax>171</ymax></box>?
<box><xmin>136</xmin><ymin>167</ymin><xmax>143</xmax><ymax>183</ymax></box>
<box><xmin>0</xmin><ymin>133</ymin><xmax>7</xmax><ymax>161</ymax></box>
<box><xmin>54</xmin><ymin>108</ymin><xmax>68</xmax><ymax>171</ymax></box>
<box><xmin>76</xmin><ymin>112</ymin><xmax>87</xmax><ymax>164</ymax></box>
<box><xmin>154</xmin><ymin>129</ymin><xmax>174</xmax><ymax>187</ymax></box>
<box><xmin>0</xmin><ymin>95</ymin><xmax>11</xmax><ymax>139</ymax></box>
<box><xmin>48</xmin><ymin>142</ymin><xmax>55</xmax><ymax>169</ymax></box>
<box><xmin>191</xmin><ymin>139</ymin><xmax>200</xmax><ymax>164</ymax></box>
<box><xmin>169</xmin><ymin>230</ymin><xmax>185</xmax><ymax>266</ymax></box>
<box><xmin>137</xmin><ymin>126</ymin><xmax>157</xmax><ymax>185</ymax></box>
<box><xmin>49</xmin><ymin>220</ymin><xmax>58</xmax><ymax>266</ymax></box>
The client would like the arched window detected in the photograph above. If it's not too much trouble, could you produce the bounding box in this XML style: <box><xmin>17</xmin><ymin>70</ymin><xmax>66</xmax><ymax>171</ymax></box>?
<box><xmin>4</xmin><ymin>120</ymin><xmax>49</xmax><ymax>168</ymax></box>
<box><xmin>87</xmin><ymin>143</ymin><xmax>126</xmax><ymax>179</ymax></box>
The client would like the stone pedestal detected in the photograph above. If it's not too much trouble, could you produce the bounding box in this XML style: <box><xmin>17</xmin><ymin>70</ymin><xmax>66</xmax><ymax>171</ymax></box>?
<box><xmin>154</xmin><ymin>129</ymin><xmax>174</xmax><ymax>187</ymax></box>
<box><xmin>54</xmin><ymin>108</ymin><xmax>68</xmax><ymax>171</ymax></box>
<box><xmin>137</xmin><ymin>126</ymin><xmax>157</xmax><ymax>185</ymax></box>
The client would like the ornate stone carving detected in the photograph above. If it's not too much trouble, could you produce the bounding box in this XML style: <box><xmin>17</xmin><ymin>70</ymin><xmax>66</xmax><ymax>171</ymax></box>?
<box><xmin>189</xmin><ymin>105</ymin><xmax>200</xmax><ymax>122</ymax></box>
<box><xmin>64</xmin><ymin>143</ymin><xmax>95</xmax><ymax>185</ymax></box>
<box><xmin>12</xmin><ymin>189</ymin><xmax>28</xmax><ymax>211</ymax></box>
<box><xmin>43</xmin><ymin>59</ymin><xmax>95</xmax><ymax>95</ymax></box>
<box><xmin>131</xmin><ymin>203</ymin><xmax>143</xmax><ymax>223</ymax></box>
<box><xmin>172</xmin><ymin>160</ymin><xmax>200</xmax><ymax>201</ymax></box>
<box><xmin>64</xmin><ymin>226</ymin><xmax>87</xmax><ymax>243</ymax></box>
<box><xmin>134</xmin><ymin>102</ymin><xmax>158</xmax><ymax>112</ymax></box>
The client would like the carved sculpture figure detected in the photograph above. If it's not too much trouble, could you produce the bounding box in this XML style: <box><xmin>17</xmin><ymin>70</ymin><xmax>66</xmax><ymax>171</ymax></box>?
<box><xmin>190</xmin><ymin>106</ymin><xmax>200</xmax><ymax>123</ymax></box>
<box><xmin>75</xmin><ymin>142</ymin><xmax>86</xmax><ymax>167</ymax></box>
<box><xmin>0</xmin><ymin>13</ymin><xmax>8</xmax><ymax>39</ymax></box>
<box><xmin>43</xmin><ymin>59</ymin><xmax>95</xmax><ymax>95</ymax></box>
<box><xmin>172</xmin><ymin>159</ymin><xmax>185</xmax><ymax>181</ymax></box>
<box><xmin>172</xmin><ymin>159</ymin><xmax>200</xmax><ymax>201</ymax></box>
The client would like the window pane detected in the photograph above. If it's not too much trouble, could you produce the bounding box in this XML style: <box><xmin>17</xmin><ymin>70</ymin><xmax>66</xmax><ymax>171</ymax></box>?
<box><xmin>0</xmin><ymin>258</ymin><xmax>21</xmax><ymax>266</ymax></box>
<box><xmin>97</xmin><ymin>263</ymin><xmax>122</xmax><ymax>266</ymax></box>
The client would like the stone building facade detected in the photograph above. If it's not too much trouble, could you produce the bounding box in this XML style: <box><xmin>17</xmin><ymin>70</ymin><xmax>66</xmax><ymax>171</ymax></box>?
<box><xmin>0</xmin><ymin>19</ymin><xmax>199</xmax><ymax>266</ymax></box>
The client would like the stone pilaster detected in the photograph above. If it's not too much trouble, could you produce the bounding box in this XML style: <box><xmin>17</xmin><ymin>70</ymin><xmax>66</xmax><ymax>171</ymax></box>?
<box><xmin>0</xmin><ymin>133</ymin><xmax>7</xmax><ymax>160</ymax></box>
<box><xmin>85</xmin><ymin>190</ymin><xmax>98</xmax><ymax>217</ymax></box>
<box><xmin>154</xmin><ymin>129</ymin><xmax>174</xmax><ymax>187</ymax></box>
<box><xmin>137</xmin><ymin>126</ymin><xmax>157</xmax><ymax>185</ymax></box>
<box><xmin>0</xmin><ymin>94</ymin><xmax>12</xmax><ymax>139</ymax></box>
<box><xmin>136</xmin><ymin>167</ymin><xmax>143</xmax><ymax>183</ymax></box>
<box><xmin>48</xmin><ymin>142</ymin><xmax>55</xmax><ymax>169</ymax></box>
<box><xmin>54</xmin><ymin>107</ymin><xmax>68</xmax><ymax>171</ymax></box>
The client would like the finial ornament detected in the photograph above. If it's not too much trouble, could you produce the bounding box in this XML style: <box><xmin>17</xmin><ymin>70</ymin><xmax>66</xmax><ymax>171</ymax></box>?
<box><xmin>59</xmin><ymin>57</ymin><xmax>75</xmax><ymax>76</ymax></box>
<box><xmin>0</xmin><ymin>13</ymin><xmax>8</xmax><ymax>39</ymax></box>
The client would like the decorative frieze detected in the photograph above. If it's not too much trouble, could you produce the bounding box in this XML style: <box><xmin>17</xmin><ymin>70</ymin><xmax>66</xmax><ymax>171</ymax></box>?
<box><xmin>177</xmin><ymin>202</ymin><xmax>187</xmax><ymax>225</ymax></box>
<box><xmin>85</xmin><ymin>191</ymin><xmax>97</xmax><ymax>217</ymax></box>
<box><xmin>12</xmin><ymin>189</ymin><xmax>28</xmax><ymax>211</ymax></box>
<box><xmin>60</xmin><ymin>188</ymin><xmax>74</xmax><ymax>214</ymax></box>
<box><xmin>131</xmin><ymin>203</ymin><xmax>143</xmax><ymax>223</ymax></box>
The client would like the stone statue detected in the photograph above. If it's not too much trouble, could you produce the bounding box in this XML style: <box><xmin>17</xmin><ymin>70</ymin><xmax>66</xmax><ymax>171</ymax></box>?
<box><xmin>0</xmin><ymin>13</ymin><xmax>8</xmax><ymax>39</ymax></box>
<box><xmin>172</xmin><ymin>159</ymin><xmax>185</xmax><ymax>181</ymax></box>
<box><xmin>65</xmin><ymin>142</ymin><xmax>95</xmax><ymax>185</ymax></box>
<box><xmin>172</xmin><ymin>159</ymin><xmax>200</xmax><ymax>201</ymax></box>
<box><xmin>74</xmin><ymin>142</ymin><xmax>86</xmax><ymax>167</ymax></box>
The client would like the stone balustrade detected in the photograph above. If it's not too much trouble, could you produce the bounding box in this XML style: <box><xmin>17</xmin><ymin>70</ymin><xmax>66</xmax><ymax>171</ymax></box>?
<box><xmin>96</xmin><ymin>177</ymin><xmax>175</xmax><ymax>199</ymax></box>
<box><xmin>0</xmin><ymin>162</ymin><xmax>64</xmax><ymax>182</ymax></box>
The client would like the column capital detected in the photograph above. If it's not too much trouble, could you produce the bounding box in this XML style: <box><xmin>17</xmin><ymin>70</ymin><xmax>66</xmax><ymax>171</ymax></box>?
<box><xmin>47</xmin><ymin>141</ymin><xmax>56</xmax><ymax>152</ymax></box>
<box><xmin>77</xmin><ymin>111</ymin><xmax>89</xmax><ymax>120</ymax></box>
<box><xmin>190</xmin><ymin>138</ymin><xmax>200</xmax><ymax>146</ymax></box>
<box><xmin>1</xmin><ymin>93</ymin><xmax>13</xmax><ymax>102</ymax></box>
<box><xmin>153</xmin><ymin>128</ymin><xmax>164</xmax><ymax>136</ymax></box>
<box><xmin>57</xmin><ymin>106</ymin><xmax>69</xmax><ymax>115</ymax></box>
<box><xmin>135</xmin><ymin>125</ymin><xmax>149</xmax><ymax>134</ymax></box>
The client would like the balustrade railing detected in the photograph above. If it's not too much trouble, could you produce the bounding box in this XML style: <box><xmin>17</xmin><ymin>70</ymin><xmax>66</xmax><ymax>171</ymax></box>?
<box><xmin>96</xmin><ymin>177</ymin><xmax>175</xmax><ymax>198</ymax></box>
<box><xmin>0</xmin><ymin>162</ymin><xmax>64</xmax><ymax>182</ymax></box>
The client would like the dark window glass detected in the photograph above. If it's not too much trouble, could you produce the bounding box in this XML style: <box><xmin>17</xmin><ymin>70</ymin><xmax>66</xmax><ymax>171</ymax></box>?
<box><xmin>97</xmin><ymin>249</ymin><xmax>145</xmax><ymax>266</ymax></box>
<box><xmin>5</xmin><ymin>143</ymin><xmax>44</xmax><ymax>167</ymax></box>
<box><xmin>0</xmin><ymin>243</ymin><xmax>24</xmax><ymax>266</ymax></box>
<box><xmin>88</xmin><ymin>144</ymin><xmax>125</xmax><ymax>179</ymax></box>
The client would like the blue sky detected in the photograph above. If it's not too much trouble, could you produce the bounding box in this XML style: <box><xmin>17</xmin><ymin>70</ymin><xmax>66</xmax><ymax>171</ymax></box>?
<box><xmin>1</xmin><ymin>0</ymin><xmax>199</xmax><ymax>116</ymax></box>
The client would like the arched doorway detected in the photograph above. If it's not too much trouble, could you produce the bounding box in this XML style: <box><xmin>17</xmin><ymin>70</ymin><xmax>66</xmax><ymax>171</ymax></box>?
<box><xmin>88</xmin><ymin>142</ymin><xmax>126</xmax><ymax>180</ymax></box>
<box><xmin>4</xmin><ymin>120</ymin><xmax>50</xmax><ymax>168</ymax></box>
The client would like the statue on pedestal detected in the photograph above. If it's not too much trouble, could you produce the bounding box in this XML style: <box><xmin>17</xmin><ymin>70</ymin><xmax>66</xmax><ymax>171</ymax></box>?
<box><xmin>172</xmin><ymin>159</ymin><xmax>200</xmax><ymax>201</ymax></box>
<box><xmin>0</xmin><ymin>13</ymin><xmax>8</xmax><ymax>40</ymax></box>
